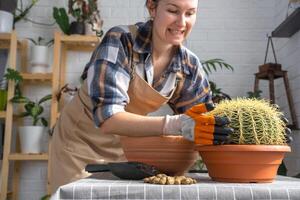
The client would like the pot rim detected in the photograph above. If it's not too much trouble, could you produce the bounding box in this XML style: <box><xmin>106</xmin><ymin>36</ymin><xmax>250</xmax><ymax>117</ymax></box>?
<box><xmin>196</xmin><ymin>144</ymin><xmax>291</xmax><ymax>152</ymax></box>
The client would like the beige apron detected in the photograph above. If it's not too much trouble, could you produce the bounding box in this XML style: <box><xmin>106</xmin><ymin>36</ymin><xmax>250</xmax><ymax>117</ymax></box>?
<box><xmin>49</xmin><ymin>62</ymin><xmax>182</xmax><ymax>193</ymax></box>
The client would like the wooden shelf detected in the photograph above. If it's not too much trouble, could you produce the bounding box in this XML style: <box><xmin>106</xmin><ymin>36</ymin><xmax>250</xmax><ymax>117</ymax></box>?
<box><xmin>8</xmin><ymin>153</ymin><xmax>48</xmax><ymax>161</ymax></box>
<box><xmin>61</xmin><ymin>34</ymin><xmax>99</xmax><ymax>43</ymax></box>
<box><xmin>0</xmin><ymin>191</ymin><xmax>12</xmax><ymax>197</ymax></box>
<box><xmin>0</xmin><ymin>33</ymin><xmax>11</xmax><ymax>40</ymax></box>
<box><xmin>0</xmin><ymin>33</ymin><xmax>24</xmax><ymax>49</ymax></box>
<box><xmin>21</xmin><ymin>73</ymin><xmax>52</xmax><ymax>81</ymax></box>
<box><xmin>0</xmin><ymin>111</ymin><xmax>6</xmax><ymax>119</ymax></box>
<box><xmin>272</xmin><ymin>8</ymin><xmax>300</xmax><ymax>38</ymax></box>
<box><xmin>60</xmin><ymin>34</ymin><xmax>100</xmax><ymax>51</ymax></box>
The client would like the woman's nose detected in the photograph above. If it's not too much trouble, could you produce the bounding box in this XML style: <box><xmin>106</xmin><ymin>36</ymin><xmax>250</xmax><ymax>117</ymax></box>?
<box><xmin>176</xmin><ymin>14</ymin><xmax>186</xmax><ymax>27</ymax></box>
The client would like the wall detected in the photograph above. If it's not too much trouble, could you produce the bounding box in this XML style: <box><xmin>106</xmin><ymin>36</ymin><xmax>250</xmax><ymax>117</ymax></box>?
<box><xmin>273</xmin><ymin>0</ymin><xmax>300</xmax><ymax>176</ymax></box>
<box><xmin>1</xmin><ymin>0</ymin><xmax>298</xmax><ymax>199</ymax></box>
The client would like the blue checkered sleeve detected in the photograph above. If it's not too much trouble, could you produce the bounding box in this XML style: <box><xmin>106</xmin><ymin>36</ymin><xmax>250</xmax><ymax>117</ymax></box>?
<box><xmin>85</xmin><ymin>27</ymin><xmax>132</xmax><ymax>127</ymax></box>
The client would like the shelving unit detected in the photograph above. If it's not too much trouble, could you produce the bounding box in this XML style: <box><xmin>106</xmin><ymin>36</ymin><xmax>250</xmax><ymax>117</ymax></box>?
<box><xmin>272</xmin><ymin>7</ymin><xmax>300</xmax><ymax>38</ymax></box>
<box><xmin>0</xmin><ymin>111</ymin><xmax>6</xmax><ymax>118</ymax></box>
<box><xmin>8</xmin><ymin>153</ymin><xmax>48</xmax><ymax>160</ymax></box>
<box><xmin>20</xmin><ymin>73</ymin><xmax>52</xmax><ymax>81</ymax></box>
<box><xmin>0</xmin><ymin>31</ymin><xmax>50</xmax><ymax>200</ymax></box>
<box><xmin>0</xmin><ymin>30</ymin><xmax>100</xmax><ymax>198</ymax></box>
<box><xmin>50</xmin><ymin>31</ymin><xmax>99</xmax><ymax>128</ymax></box>
<box><xmin>0</xmin><ymin>30</ymin><xmax>18</xmax><ymax>200</ymax></box>
<box><xmin>48</xmin><ymin>31</ymin><xmax>99</xmax><ymax>193</ymax></box>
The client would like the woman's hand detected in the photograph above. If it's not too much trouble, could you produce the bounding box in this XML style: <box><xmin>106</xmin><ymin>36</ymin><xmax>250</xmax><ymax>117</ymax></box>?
<box><xmin>163</xmin><ymin>103</ymin><xmax>234</xmax><ymax>145</ymax></box>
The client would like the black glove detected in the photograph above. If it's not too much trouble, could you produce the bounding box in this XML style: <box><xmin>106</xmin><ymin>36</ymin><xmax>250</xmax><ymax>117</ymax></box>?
<box><xmin>281</xmin><ymin>116</ymin><xmax>293</xmax><ymax>144</ymax></box>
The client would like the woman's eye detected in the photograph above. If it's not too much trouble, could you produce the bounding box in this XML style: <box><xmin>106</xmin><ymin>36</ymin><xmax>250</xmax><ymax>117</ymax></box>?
<box><xmin>168</xmin><ymin>10</ymin><xmax>178</xmax><ymax>14</ymax></box>
<box><xmin>186</xmin><ymin>11</ymin><xmax>195</xmax><ymax>17</ymax></box>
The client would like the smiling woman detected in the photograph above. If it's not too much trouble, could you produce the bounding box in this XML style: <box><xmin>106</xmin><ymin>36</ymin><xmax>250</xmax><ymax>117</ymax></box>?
<box><xmin>146</xmin><ymin>0</ymin><xmax>198</xmax><ymax>79</ymax></box>
<box><xmin>49</xmin><ymin>0</ymin><xmax>232</xmax><ymax>194</ymax></box>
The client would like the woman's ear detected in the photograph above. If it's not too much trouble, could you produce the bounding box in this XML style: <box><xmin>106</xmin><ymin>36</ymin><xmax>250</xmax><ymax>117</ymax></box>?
<box><xmin>146</xmin><ymin>0</ymin><xmax>156</xmax><ymax>19</ymax></box>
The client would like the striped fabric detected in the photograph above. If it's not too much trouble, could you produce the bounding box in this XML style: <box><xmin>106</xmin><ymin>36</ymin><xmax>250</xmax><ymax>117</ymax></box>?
<box><xmin>81</xmin><ymin>20</ymin><xmax>212</xmax><ymax>127</ymax></box>
<box><xmin>51</xmin><ymin>173</ymin><xmax>300</xmax><ymax>200</ymax></box>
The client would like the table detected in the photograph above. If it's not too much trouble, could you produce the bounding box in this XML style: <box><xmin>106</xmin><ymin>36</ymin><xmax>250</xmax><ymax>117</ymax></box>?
<box><xmin>51</xmin><ymin>173</ymin><xmax>300</xmax><ymax>200</ymax></box>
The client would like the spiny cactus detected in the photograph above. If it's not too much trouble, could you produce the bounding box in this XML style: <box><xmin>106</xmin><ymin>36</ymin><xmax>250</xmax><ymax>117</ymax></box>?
<box><xmin>208</xmin><ymin>98</ymin><xmax>286</xmax><ymax>145</ymax></box>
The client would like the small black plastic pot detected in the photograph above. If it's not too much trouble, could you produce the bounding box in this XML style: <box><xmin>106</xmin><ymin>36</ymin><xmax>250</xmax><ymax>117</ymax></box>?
<box><xmin>69</xmin><ymin>21</ymin><xmax>85</xmax><ymax>35</ymax></box>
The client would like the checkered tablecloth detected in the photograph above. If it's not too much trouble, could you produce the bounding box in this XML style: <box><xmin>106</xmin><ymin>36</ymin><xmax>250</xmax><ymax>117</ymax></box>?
<box><xmin>51</xmin><ymin>173</ymin><xmax>300</xmax><ymax>200</ymax></box>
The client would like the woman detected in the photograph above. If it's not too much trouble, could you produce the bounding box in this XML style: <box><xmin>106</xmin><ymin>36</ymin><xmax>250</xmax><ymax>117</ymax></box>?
<box><xmin>50</xmin><ymin>0</ymin><xmax>232</xmax><ymax>193</ymax></box>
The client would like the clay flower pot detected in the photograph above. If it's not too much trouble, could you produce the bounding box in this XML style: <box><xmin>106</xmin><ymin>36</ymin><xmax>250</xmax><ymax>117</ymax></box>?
<box><xmin>120</xmin><ymin>136</ymin><xmax>198</xmax><ymax>176</ymax></box>
<box><xmin>196</xmin><ymin>144</ymin><xmax>291</xmax><ymax>183</ymax></box>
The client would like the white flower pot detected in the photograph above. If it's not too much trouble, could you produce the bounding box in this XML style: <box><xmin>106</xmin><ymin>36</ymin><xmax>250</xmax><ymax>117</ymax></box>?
<box><xmin>19</xmin><ymin>126</ymin><xmax>45</xmax><ymax>153</ymax></box>
<box><xmin>0</xmin><ymin>10</ymin><xmax>14</xmax><ymax>33</ymax></box>
<box><xmin>30</xmin><ymin>45</ymin><xmax>49</xmax><ymax>73</ymax></box>
<box><xmin>85</xmin><ymin>23</ymin><xmax>97</xmax><ymax>35</ymax></box>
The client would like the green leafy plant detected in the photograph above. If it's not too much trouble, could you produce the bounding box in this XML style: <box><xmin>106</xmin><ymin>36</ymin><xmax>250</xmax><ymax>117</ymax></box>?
<box><xmin>40</xmin><ymin>194</ymin><xmax>51</xmax><ymax>200</ymax></box>
<box><xmin>68</xmin><ymin>0</ymin><xmax>99</xmax><ymax>22</ymax></box>
<box><xmin>247</xmin><ymin>90</ymin><xmax>262</xmax><ymax>99</ymax></box>
<box><xmin>0</xmin><ymin>68</ymin><xmax>23</xmax><ymax>111</ymax></box>
<box><xmin>201</xmin><ymin>59</ymin><xmax>234</xmax><ymax>103</ymax></box>
<box><xmin>207</xmin><ymin>98</ymin><xmax>287</xmax><ymax>145</ymax></box>
<box><xmin>11</xmin><ymin>94</ymin><xmax>52</xmax><ymax>127</ymax></box>
<box><xmin>201</xmin><ymin>58</ymin><xmax>234</xmax><ymax>75</ymax></box>
<box><xmin>27</xmin><ymin>37</ymin><xmax>54</xmax><ymax>47</ymax></box>
<box><xmin>53</xmin><ymin>1</ymin><xmax>103</xmax><ymax>36</ymax></box>
<box><xmin>209</xmin><ymin>81</ymin><xmax>231</xmax><ymax>103</ymax></box>
<box><xmin>3</xmin><ymin>68</ymin><xmax>23</xmax><ymax>96</ymax></box>
<box><xmin>13</xmin><ymin>0</ymin><xmax>39</xmax><ymax>25</ymax></box>
<box><xmin>53</xmin><ymin>7</ymin><xmax>70</xmax><ymax>35</ymax></box>
<box><xmin>3</xmin><ymin>68</ymin><xmax>23</xmax><ymax>85</ymax></box>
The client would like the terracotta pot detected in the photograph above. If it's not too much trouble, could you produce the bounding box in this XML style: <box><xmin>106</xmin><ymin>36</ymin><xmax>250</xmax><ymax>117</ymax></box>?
<box><xmin>120</xmin><ymin>136</ymin><xmax>198</xmax><ymax>176</ymax></box>
<box><xmin>196</xmin><ymin>145</ymin><xmax>291</xmax><ymax>183</ymax></box>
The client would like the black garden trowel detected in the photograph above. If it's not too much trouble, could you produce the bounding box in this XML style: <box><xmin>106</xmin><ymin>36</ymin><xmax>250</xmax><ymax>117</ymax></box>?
<box><xmin>85</xmin><ymin>161</ymin><xmax>161</xmax><ymax>180</ymax></box>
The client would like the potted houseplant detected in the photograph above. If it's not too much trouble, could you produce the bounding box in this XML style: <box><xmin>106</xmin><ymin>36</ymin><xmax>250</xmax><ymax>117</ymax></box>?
<box><xmin>196</xmin><ymin>98</ymin><xmax>291</xmax><ymax>183</ymax></box>
<box><xmin>11</xmin><ymin>93</ymin><xmax>52</xmax><ymax>153</ymax></box>
<box><xmin>0</xmin><ymin>0</ymin><xmax>15</xmax><ymax>33</ymax></box>
<box><xmin>28</xmin><ymin>37</ymin><xmax>53</xmax><ymax>73</ymax></box>
<box><xmin>53</xmin><ymin>7</ymin><xmax>70</xmax><ymax>35</ymax></box>
<box><xmin>81</xmin><ymin>0</ymin><xmax>103</xmax><ymax>36</ymax></box>
<box><xmin>201</xmin><ymin>58</ymin><xmax>234</xmax><ymax>103</ymax></box>
<box><xmin>13</xmin><ymin>0</ymin><xmax>39</xmax><ymax>25</ymax></box>
<box><xmin>68</xmin><ymin>0</ymin><xmax>86</xmax><ymax>34</ymax></box>
<box><xmin>53</xmin><ymin>0</ymin><xmax>103</xmax><ymax>36</ymax></box>
<box><xmin>0</xmin><ymin>0</ymin><xmax>39</xmax><ymax>33</ymax></box>
<box><xmin>68</xmin><ymin>0</ymin><xmax>102</xmax><ymax>35</ymax></box>
<box><xmin>0</xmin><ymin>68</ymin><xmax>22</xmax><ymax>111</ymax></box>
<box><xmin>0</xmin><ymin>10</ymin><xmax>14</xmax><ymax>33</ymax></box>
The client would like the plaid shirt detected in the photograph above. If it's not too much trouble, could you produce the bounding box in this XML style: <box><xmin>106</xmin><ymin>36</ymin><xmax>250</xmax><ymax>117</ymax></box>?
<box><xmin>81</xmin><ymin>20</ymin><xmax>212</xmax><ymax>127</ymax></box>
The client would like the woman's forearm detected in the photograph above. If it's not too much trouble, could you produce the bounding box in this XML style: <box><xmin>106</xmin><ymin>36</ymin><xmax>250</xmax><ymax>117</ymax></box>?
<box><xmin>100</xmin><ymin>112</ymin><xmax>166</xmax><ymax>137</ymax></box>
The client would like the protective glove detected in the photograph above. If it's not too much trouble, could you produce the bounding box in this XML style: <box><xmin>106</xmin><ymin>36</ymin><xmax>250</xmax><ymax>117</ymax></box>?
<box><xmin>163</xmin><ymin>103</ymin><xmax>234</xmax><ymax>145</ymax></box>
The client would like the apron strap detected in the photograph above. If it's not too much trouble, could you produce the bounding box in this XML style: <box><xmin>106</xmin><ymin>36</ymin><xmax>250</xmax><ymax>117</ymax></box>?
<box><xmin>128</xmin><ymin>25</ymin><xmax>138</xmax><ymax>79</ymax></box>
<box><xmin>168</xmin><ymin>71</ymin><xmax>185</xmax><ymax>114</ymax></box>
<box><xmin>128</xmin><ymin>25</ymin><xmax>138</xmax><ymax>41</ymax></box>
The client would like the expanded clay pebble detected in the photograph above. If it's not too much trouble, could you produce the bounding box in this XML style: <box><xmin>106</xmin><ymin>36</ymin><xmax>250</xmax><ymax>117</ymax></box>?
<box><xmin>143</xmin><ymin>174</ymin><xmax>197</xmax><ymax>185</ymax></box>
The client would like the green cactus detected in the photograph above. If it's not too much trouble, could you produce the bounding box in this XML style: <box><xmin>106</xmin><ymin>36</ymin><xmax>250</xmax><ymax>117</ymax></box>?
<box><xmin>208</xmin><ymin>98</ymin><xmax>286</xmax><ymax>145</ymax></box>
<box><xmin>53</xmin><ymin>7</ymin><xmax>70</xmax><ymax>35</ymax></box>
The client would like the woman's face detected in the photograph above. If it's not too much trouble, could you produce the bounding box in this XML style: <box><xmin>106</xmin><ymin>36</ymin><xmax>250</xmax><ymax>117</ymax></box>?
<box><xmin>149</xmin><ymin>0</ymin><xmax>198</xmax><ymax>46</ymax></box>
